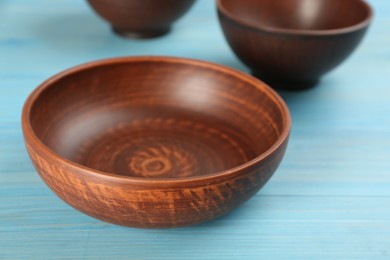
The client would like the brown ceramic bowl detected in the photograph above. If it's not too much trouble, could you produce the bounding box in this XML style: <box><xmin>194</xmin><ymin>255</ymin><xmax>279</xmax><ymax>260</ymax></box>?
<box><xmin>217</xmin><ymin>0</ymin><xmax>373</xmax><ymax>90</ymax></box>
<box><xmin>87</xmin><ymin>0</ymin><xmax>196</xmax><ymax>38</ymax></box>
<box><xmin>22</xmin><ymin>57</ymin><xmax>290</xmax><ymax>228</ymax></box>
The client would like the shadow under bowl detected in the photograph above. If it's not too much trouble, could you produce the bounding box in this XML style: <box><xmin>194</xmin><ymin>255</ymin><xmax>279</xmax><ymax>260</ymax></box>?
<box><xmin>217</xmin><ymin>0</ymin><xmax>373</xmax><ymax>90</ymax></box>
<box><xmin>22</xmin><ymin>57</ymin><xmax>290</xmax><ymax>228</ymax></box>
<box><xmin>87</xmin><ymin>0</ymin><xmax>196</xmax><ymax>38</ymax></box>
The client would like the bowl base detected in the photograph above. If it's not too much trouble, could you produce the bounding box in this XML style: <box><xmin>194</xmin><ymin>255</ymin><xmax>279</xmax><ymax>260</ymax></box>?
<box><xmin>70</xmin><ymin>114</ymin><xmax>259</xmax><ymax>179</ymax></box>
<box><xmin>112</xmin><ymin>26</ymin><xmax>171</xmax><ymax>39</ymax></box>
<box><xmin>251</xmin><ymin>72</ymin><xmax>319</xmax><ymax>91</ymax></box>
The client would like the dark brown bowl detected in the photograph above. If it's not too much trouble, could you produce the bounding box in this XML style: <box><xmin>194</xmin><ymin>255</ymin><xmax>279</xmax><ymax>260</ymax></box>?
<box><xmin>86</xmin><ymin>0</ymin><xmax>196</xmax><ymax>38</ymax></box>
<box><xmin>217</xmin><ymin>0</ymin><xmax>373</xmax><ymax>90</ymax></box>
<box><xmin>22</xmin><ymin>57</ymin><xmax>290</xmax><ymax>228</ymax></box>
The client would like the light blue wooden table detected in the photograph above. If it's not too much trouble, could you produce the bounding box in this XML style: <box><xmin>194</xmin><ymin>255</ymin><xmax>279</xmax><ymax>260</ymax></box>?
<box><xmin>1</xmin><ymin>0</ymin><xmax>389</xmax><ymax>259</ymax></box>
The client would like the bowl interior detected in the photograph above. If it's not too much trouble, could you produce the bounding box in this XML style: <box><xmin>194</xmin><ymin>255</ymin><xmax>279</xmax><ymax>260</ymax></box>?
<box><xmin>29</xmin><ymin>60</ymin><xmax>286</xmax><ymax>179</ymax></box>
<box><xmin>220</xmin><ymin>0</ymin><xmax>370</xmax><ymax>31</ymax></box>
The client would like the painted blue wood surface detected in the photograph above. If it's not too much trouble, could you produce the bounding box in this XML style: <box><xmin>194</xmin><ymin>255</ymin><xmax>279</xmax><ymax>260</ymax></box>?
<box><xmin>1</xmin><ymin>0</ymin><xmax>389</xmax><ymax>259</ymax></box>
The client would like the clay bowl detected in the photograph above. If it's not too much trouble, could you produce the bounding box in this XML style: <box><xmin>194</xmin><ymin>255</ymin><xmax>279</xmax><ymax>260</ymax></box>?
<box><xmin>22</xmin><ymin>57</ymin><xmax>290</xmax><ymax>228</ymax></box>
<box><xmin>86</xmin><ymin>0</ymin><xmax>196</xmax><ymax>38</ymax></box>
<box><xmin>217</xmin><ymin>0</ymin><xmax>373</xmax><ymax>90</ymax></box>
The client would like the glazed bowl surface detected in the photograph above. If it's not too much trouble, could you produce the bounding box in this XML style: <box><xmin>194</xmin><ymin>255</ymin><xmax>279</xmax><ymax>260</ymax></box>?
<box><xmin>87</xmin><ymin>0</ymin><xmax>196</xmax><ymax>38</ymax></box>
<box><xmin>22</xmin><ymin>57</ymin><xmax>290</xmax><ymax>228</ymax></box>
<box><xmin>218</xmin><ymin>0</ymin><xmax>373</xmax><ymax>90</ymax></box>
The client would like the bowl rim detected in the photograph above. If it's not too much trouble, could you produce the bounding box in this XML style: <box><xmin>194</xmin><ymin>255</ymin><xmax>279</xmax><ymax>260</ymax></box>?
<box><xmin>217</xmin><ymin>0</ymin><xmax>373</xmax><ymax>36</ymax></box>
<box><xmin>22</xmin><ymin>56</ymin><xmax>291</xmax><ymax>186</ymax></box>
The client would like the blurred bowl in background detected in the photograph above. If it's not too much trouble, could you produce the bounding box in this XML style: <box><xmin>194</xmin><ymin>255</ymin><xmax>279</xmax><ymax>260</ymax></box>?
<box><xmin>87</xmin><ymin>0</ymin><xmax>196</xmax><ymax>38</ymax></box>
<box><xmin>217</xmin><ymin>0</ymin><xmax>373</xmax><ymax>90</ymax></box>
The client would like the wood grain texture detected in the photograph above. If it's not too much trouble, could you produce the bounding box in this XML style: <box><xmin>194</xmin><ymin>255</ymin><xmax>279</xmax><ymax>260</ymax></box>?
<box><xmin>22</xmin><ymin>57</ymin><xmax>290</xmax><ymax>228</ymax></box>
<box><xmin>86</xmin><ymin>0</ymin><xmax>196</xmax><ymax>38</ymax></box>
<box><xmin>1</xmin><ymin>0</ymin><xmax>390</xmax><ymax>258</ymax></box>
<box><xmin>217</xmin><ymin>0</ymin><xmax>373</xmax><ymax>90</ymax></box>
